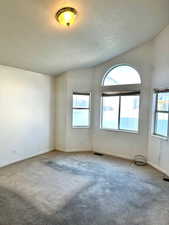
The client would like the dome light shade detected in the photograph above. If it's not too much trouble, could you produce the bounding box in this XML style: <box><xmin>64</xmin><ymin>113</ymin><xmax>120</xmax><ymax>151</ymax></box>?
<box><xmin>56</xmin><ymin>7</ymin><xmax>77</xmax><ymax>27</ymax></box>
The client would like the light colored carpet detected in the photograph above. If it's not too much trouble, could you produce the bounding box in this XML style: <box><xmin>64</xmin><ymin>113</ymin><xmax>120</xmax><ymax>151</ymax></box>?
<box><xmin>0</xmin><ymin>151</ymin><xmax>168</xmax><ymax>225</ymax></box>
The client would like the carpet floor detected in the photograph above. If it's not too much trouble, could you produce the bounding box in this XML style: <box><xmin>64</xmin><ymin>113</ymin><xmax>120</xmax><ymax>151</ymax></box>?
<box><xmin>0</xmin><ymin>151</ymin><xmax>168</xmax><ymax>225</ymax></box>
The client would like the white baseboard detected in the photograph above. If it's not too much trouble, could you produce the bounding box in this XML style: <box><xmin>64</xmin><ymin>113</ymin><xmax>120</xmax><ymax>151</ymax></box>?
<box><xmin>54</xmin><ymin>147</ymin><xmax>66</xmax><ymax>152</ymax></box>
<box><xmin>54</xmin><ymin>149</ymin><xmax>169</xmax><ymax>176</ymax></box>
<box><xmin>147</xmin><ymin>161</ymin><xmax>168</xmax><ymax>176</ymax></box>
<box><xmin>55</xmin><ymin>148</ymin><xmax>92</xmax><ymax>153</ymax></box>
<box><xmin>0</xmin><ymin>148</ymin><xmax>54</xmax><ymax>168</ymax></box>
<box><xmin>93</xmin><ymin>150</ymin><xmax>134</xmax><ymax>161</ymax></box>
<box><xmin>56</xmin><ymin>148</ymin><xmax>134</xmax><ymax>161</ymax></box>
<box><xmin>54</xmin><ymin>149</ymin><xmax>169</xmax><ymax>177</ymax></box>
<box><xmin>27</xmin><ymin>148</ymin><xmax>55</xmax><ymax>159</ymax></box>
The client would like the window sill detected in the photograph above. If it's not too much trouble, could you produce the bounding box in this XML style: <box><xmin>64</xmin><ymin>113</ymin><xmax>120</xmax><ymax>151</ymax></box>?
<box><xmin>151</xmin><ymin>134</ymin><xmax>168</xmax><ymax>141</ymax></box>
<box><xmin>72</xmin><ymin>126</ymin><xmax>90</xmax><ymax>129</ymax></box>
<box><xmin>100</xmin><ymin>128</ymin><xmax>139</xmax><ymax>135</ymax></box>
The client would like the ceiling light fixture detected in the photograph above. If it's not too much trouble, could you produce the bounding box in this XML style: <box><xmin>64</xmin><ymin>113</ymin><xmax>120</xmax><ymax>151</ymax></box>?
<box><xmin>55</xmin><ymin>7</ymin><xmax>77</xmax><ymax>27</ymax></box>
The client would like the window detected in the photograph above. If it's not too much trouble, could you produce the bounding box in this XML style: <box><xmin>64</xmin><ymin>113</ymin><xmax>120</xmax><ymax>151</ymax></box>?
<box><xmin>101</xmin><ymin>65</ymin><xmax>141</xmax><ymax>132</ymax></box>
<box><xmin>102</xmin><ymin>93</ymin><xmax>140</xmax><ymax>132</ymax></box>
<box><xmin>72</xmin><ymin>92</ymin><xmax>90</xmax><ymax>128</ymax></box>
<box><xmin>154</xmin><ymin>90</ymin><xmax>169</xmax><ymax>137</ymax></box>
<box><xmin>103</xmin><ymin>65</ymin><xmax>141</xmax><ymax>86</ymax></box>
<box><xmin>102</xmin><ymin>96</ymin><xmax>119</xmax><ymax>129</ymax></box>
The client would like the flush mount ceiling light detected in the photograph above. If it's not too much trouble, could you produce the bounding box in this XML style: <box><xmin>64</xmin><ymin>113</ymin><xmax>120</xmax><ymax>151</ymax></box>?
<box><xmin>55</xmin><ymin>7</ymin><xmax>78</xmax><ymax>27</ymax></box>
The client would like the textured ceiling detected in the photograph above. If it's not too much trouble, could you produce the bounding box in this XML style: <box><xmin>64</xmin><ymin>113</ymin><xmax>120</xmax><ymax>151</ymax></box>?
<box><xmin>0</xmin><ymin>0</ymin><xmax>168</xmax><ymax>75</ymax></box>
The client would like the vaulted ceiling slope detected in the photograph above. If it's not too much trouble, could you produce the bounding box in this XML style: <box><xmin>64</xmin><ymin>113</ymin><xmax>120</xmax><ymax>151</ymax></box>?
<box><xmin>0</xmin><ymin>0</ymin><xmax>168</xmax><ymax>75</ymax></box>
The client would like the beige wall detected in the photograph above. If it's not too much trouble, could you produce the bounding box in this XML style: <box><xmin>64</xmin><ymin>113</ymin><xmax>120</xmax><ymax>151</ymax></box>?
<box><xmin>92</xmin><ymin>41</ymin><xmax>153</xmax><ymax>159</ymax></box>
<box><xmin>55</xmin><ymin>69</ymin><xmax>94</xmax><ymax>151</ymax></box>
<box><xmin>55</xmin><ymin>74</ymin><xmax>67</xmax><ymax>151</ymax></box>
<box><xmin>148</xmin><ymin>25</ymin><xmax>169</xmax><ymax>175</ymax></box>
<box><xmin>0</xmin><ymin>25</ymin><xmax>168</xmax><ymax>171</ymax></box>
<box><xmin>0</xmin><ymin>65</ymin><xmax>55</xmax><ymax>167</ymax></box>
<box><xmin>55</xmin><ymin>25</ymin><xmax>169</xmax><ymax>175</ymax></box>
<box><xmin>55</xmin><ymin>41</ymin><xmax>153</xmax><ymax>159</ymax></box>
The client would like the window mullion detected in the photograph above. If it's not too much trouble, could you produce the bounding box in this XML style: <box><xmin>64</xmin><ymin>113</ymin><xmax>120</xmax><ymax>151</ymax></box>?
<box><xmin>118</xmin><ymin>96</ymin><xmax>121</xmax><ymax>130</ymax></box>
<box><xmin>154</xmin><ymin>93</ymin><xmax>158</xmax><ymax>135</ymax></box>
<box><xmin>73</xmin><ymin>107</ymin><xmax>89</xmax><ymax>110</ymax></box>
<box><xmin>153</xmin><ymin>91</ymin><xmax>169</xmax><ymax>137</ymax></box>
<box><xmin>167</xmin><ymin>111</ymin><xmax>169</xmax><ymax>137</ymax></box>
<box><xmin>72</xmin><ymin>93</ymin><xmax>90</xmax><ymax>128</ymax></box>
<box><xmin>155</xmin><ymin>110</ymin><xmax>169</xmax><ymax>113</ymax></box>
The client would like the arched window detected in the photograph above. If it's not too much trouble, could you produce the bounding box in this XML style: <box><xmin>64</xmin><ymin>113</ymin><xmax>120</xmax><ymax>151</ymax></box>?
<box><xmin>101</xmin><ymin>65</ymin><xmax>141</xmax><ymax>132</ymax></box>
<box><xmin>103</xmin><ymin>65</ymin><xmax>141</xmax><ymax>86</ymax></box>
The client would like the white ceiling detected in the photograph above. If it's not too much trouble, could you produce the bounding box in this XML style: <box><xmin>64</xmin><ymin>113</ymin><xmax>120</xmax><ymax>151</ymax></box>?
<box><xmin>0</xmin><ymin>0</ymin><xmax>168</xmax><ymax>75</ymax></box>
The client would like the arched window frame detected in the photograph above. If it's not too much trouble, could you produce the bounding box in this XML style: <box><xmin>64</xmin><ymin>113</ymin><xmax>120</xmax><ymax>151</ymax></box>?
<box><xmin>100</xmin><ymin>64</ymin><xmax>141</xmax><ymax>133</ymax></box>
<box><xmin>102</xmin><ymin>64</ymin><xmax>141</xmax><ymax>87</ymax></box>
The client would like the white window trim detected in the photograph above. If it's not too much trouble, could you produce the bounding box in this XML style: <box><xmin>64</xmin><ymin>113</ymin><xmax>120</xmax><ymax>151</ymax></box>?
<box><xmin>100</xmin><ymin>64</ymin><xmax>141</xmax><ymax>134</ymax></box>
<box><xmin>100</xmin><ymin>92</ymin><xmax>140</xmax><ymax>133</ymax></box>
<box><xmin>72</xmin><ymin>92</ymin><xmax>91</xmax><ymax>129</ymax></box>
<box><xmin>101</xmin><ymin>84</ymin><xmax>140</xmax><ymax>93</ymax></box>
<box><xmin>152</xmin><ymin>89</ymin><xmax>169</xmax><ymax>139</ymax></box>
<box><xmin>102</xmin><ymin>64</ymin><xmax>141</xmax><ymax>87</ymax></box>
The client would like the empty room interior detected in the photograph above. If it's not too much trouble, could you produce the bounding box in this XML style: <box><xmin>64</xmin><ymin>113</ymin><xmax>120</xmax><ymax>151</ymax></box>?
<box><xmin>1</xmin><ymin>0</ymin><xmax>169</xmax><ymax>225</ymax></box>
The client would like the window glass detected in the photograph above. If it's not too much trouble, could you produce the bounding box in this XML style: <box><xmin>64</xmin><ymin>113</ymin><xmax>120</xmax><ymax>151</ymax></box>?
<box><xmin>73</xmin><ymin>109</ymin><xmax>89</xmax><ymax>127</ymax></box>
<box><xmin>154</xmin><ymin>91</ymin><xmax>169</xmax><ymax>137</ymax></box>
<box><xmin>101</xmin><ymin>65</ymin><xmax>141</xmax><ymax>133</ymax></box>
<box><xmin>157</xmin><ymin>92</ymin><xmax>169</xmax><ymax>112</ymax></box>
<box><xmin>120</xmin><ymin>96</ymin><xmax>139</xmax><ymax>131</ymax></box>
<box><xmin>102</xmin><ymin>96</ymin><xmax>119</xmax><ymax>129</ymax></box>
<box><xmin>101</xmin><ymin>95</ymin><xmax>140</xmax><ymax>132</ymax></box>
<box><xmin>73</xmin><ymin>94</ymin><xmax>89</xmax><ymax>108</ymax></box>
<box><xmin>72</xmin><ymin>93</ymin><xmax>90</xmax><ymax>128</ymax></box>
<box><xmin>155</xmin><ymin>112</ymin><xmax>168</xmax><ymax>137</ymax></box>
<box><xmin>103</xmin><ymin>65</ymin><xmax>141</xmax><ymax>86</ymax></box>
